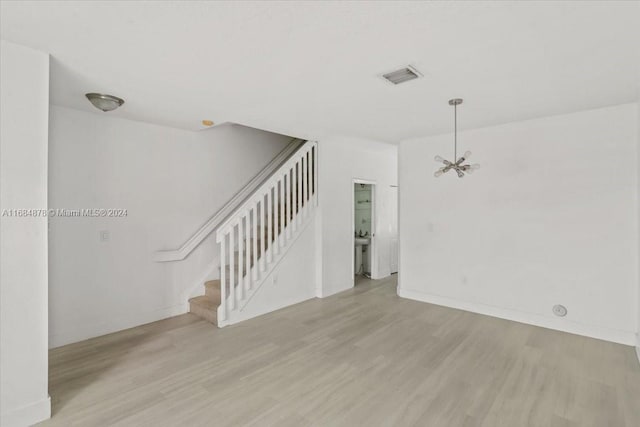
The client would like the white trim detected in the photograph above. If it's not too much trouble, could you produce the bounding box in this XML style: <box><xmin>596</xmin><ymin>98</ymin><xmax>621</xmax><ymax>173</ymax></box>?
<box><xmin>154</xmin><ymin>138</ymin><xmax>305</xmax><ymax>262</ymax></box>
<box><xmin>1</xmin><ymin>396</ymin><xmax>51</xmax><ymax>427</ymax></box>
<box><xmin>49</xmin><ymin>302</ymin><xmax>188</xmax><ymax>348</ymax></box>
<box><xmin>398</xmin><ymin>287</ymin><xmax>637</xmax><ymax>346</ymax></box>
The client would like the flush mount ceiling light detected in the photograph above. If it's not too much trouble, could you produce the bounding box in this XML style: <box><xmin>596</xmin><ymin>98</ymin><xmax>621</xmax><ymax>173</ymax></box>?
<box><xmin>434</xmin><ymin>99</ymin><xmax>480</xmax><ymax>178</ymax></box>
<box><xmin>85</xmin><ymin>93</ymin><xmax>125</xmax><ymax>112</ymax></box>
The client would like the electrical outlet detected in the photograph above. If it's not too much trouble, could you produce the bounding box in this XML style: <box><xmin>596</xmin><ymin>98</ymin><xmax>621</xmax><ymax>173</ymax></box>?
<box><xmin>100</xmin><ymin>230</ymin><xmax>110</xmax><ymax>242</ymax></box>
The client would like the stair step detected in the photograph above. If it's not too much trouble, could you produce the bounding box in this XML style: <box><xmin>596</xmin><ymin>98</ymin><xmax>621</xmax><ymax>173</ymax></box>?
<box><xmin>205</xmin><ymin>280</ymin><xmax>221</xmax><ymax>299</ymax></box>
<box><xmin>189</xmin><ymin>295</ymin><xmax>218</xmax><ymax>324</ymax></box>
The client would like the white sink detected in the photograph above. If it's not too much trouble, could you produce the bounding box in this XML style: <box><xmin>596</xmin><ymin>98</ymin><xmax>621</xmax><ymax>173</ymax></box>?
<box><xmin>355</xmin><ymin>237</ymin><xmax>370</xmax><ymax>246</ymax></box>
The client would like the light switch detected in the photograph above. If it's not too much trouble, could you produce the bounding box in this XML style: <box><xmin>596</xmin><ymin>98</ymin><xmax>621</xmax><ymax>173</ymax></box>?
<box><xmin>100</xmin><ymin>230</ymin><xmax>110</xmax><ymax>242</ymax></box>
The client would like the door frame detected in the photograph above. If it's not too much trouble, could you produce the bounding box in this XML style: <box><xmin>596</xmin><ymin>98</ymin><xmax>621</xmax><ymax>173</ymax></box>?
<box><xmin>351</xmin><ymin>178</ymin><xmax>377</xmax><ymax>285</ymax></box>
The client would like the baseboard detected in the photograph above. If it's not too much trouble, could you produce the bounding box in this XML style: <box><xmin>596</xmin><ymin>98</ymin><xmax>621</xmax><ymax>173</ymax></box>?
<box><xmin>636</xmin><ymin>334</ymin><xmax>640</xmax><ymax>366</ymax></box>
<box><xmin>398</xmin><ymin>288</ymin><xmax>636</xmax><ymax>346</ymax></box>
<box><xmin>49</xmin><ymin>303</ymin><xmax>188</xmax><ymax>348</ymax></box>
<box><xmin>1</xmin><ymin>395</ymin><xmax>50</xmax><ymax>427</ymax></box>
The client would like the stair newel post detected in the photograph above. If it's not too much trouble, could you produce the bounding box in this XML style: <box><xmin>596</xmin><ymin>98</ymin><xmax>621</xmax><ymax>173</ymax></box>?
<box><xmin>266</xmin><ymin>187</ymin><xmax>272</xmax><ymax>263</ymax></box>
<box><xmin>237</xmin><ymin>215</ymin><xmax>245</xmax><ymax>302</ymax></box>
<box><xmin>219</xmin><ymin>232</ymin><xmax>227</xmax><ymax>322</ymax></box>
<box><xmin>229</xmin><ymin>223</ymin><xmax>236</xmax><ymax>311</ymax></box>
<box><xmin>313</xmin><ymin>143</ymin><xmax>318</xmax><ymax>206</ymax></box>
<box><xmin>252</xmin><ymin>201</ymin><xmax>259</xmax><ymax>283</ymax></box>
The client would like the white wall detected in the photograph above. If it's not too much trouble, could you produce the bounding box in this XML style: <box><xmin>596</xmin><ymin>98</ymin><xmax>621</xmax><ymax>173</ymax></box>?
<box><xmin>48</xmin><ymin>106</ymin><xmax>291</xmax><ymax>347</ymax></box>
<box><xmin>399</xmin><ymin>103</ymin><xmax>638</xmax><ymax>345</ymax></box>
<box><xmin>0</xmin><ymin>41</ymin><xmax>51</xmax><ymax>427</ymax></box>
<box><xmin>318</xmin><ymin>137</ymin><xmax>398</xmax><ymax>297</ymax></box>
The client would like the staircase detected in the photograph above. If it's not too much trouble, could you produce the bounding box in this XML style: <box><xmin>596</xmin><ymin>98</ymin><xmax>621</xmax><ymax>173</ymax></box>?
<box><xmin>188</xmin><ymin>140</ymin><xmax>318</xmax><ymax>327</ymax></box>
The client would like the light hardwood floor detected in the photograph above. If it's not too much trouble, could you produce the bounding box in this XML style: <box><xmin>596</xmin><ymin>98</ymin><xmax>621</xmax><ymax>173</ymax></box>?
<box><xmin>40</xmin><ymin>276</ymin><xmax>640</xmax><ymax>426</ymax></box>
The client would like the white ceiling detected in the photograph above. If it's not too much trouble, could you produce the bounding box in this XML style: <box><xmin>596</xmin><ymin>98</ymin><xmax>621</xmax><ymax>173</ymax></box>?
<box><xmin>1</xmin><ymin>1</ymin><xmax>638</xmax><ymax>143</ymax></box>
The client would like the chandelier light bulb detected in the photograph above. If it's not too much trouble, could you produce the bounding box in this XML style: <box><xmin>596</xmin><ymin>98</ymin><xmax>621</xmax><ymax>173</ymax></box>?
<box><xmin>434</xmin><ymin>169</ymin><xmax>444</xmax><ymax>177</ymax></box>
<box><xmin>434</xmin><ymin>155</ymin><xmax>444</xmax><ymax>163</ymax></box>
<box><xmin>471</xmin><ymin>164</ymin><xmax>481</xmax><ymax>170</ymax></box>
<box><xmin>464</xmin><ymin>151</ymin><xmax>472</xmax><ymax>159</ymax></box>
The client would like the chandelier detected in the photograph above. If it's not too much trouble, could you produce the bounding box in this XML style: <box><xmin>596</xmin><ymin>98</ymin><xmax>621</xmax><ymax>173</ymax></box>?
<box><xmin>434</xmin><ymin>98</ymin><xmax>480</xmax><ymax>178</ymax></box>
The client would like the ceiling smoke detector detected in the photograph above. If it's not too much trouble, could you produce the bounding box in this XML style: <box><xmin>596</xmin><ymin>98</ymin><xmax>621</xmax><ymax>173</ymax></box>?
<box><xmin>85</xmin><ymin>93</ymin><xmax>125</xmax><ymax>112</ymax></box>
<box><xmin>381</xmin><ymin>66</ymin><xmax>422</xmax><ymax>85</ymax></box>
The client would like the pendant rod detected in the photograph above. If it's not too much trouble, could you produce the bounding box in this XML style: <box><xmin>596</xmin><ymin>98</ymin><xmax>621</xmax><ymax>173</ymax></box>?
<box><xmin>454</xmin><ymin>102</ymin><xmax>457</xmax><ymax>161</ymax></box>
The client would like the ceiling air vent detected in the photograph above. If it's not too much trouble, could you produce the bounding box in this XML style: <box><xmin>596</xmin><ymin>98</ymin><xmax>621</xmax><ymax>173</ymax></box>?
<box><xmin>381</xmin><ymin>66</ymin><xmax>422</xmax><ymax>85</ymax></box>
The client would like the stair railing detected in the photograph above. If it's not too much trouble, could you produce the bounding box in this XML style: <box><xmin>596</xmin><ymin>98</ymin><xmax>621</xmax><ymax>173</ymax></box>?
<box><xmin>216</xmin><ymin>141</ymin><xmax>318</xmax><ymax>322</ymax></box>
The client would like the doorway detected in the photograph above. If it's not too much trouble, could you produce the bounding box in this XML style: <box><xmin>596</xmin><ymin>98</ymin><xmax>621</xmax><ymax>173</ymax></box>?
<box><xmin>352</xmin><ymin>180</ymin><xmax>375</xmax><ymax>284</ymax></box>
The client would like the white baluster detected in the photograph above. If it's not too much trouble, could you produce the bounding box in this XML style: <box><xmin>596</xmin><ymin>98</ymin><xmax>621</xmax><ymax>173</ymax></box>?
<box><xmin>279</xmin><ymin>177</ymin><xmax>285</xmax><ymax>249</ymax></box>
<box><xmin>266</xmin><ymin>188</ymin><xmax>272</xmax><ymax>263</ymax></box>
<box><xmin>307</xmin><ymin>147</ymin><xmax>312</xmax><ymax>207</ymax></box>
<box><xmin>260</xmin><ymin>196</ymin><xmax>266</xmax><ymax>272</ymax></box>
<box><xmin>252</xmin><ymin>201</ymin><xmax>258</xmax><ymax>282</ymax></box>
<box><xmin>301</xmin><ymin>152</ymin><xmax>306</xmax><ymax>218</ymax></box>
<box><xmin>285</xmin><ymin>171</ymin><xmax>291</xmax><ymax>239</ymax></box>
<box><xmin>244</xmin><ymin>212</ymin><xmax>250</xmax><ymax>295</ymax></box>
<box><xmin>297</xmin><ymin>160</ymin><xmax>302</xmax><ymax>225</ymax></box>
<box><xmin>220</xmin><ymin>232</ymin><xmax>226</xmax><ymax>321</ymax></box>
<box><xmin>291</xmin><ymin>166</ymin><xmax>297</xmax><ymax>232</ymax></box>
<box><xmin>229</xmin><ymin>223</ymin><xmax>235</xmax><ymax>311</ymax></box>
<box><xmin>237</xmin><ymin>215</ymin><xmax>245</xmax><ymax>302</ymax></box>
